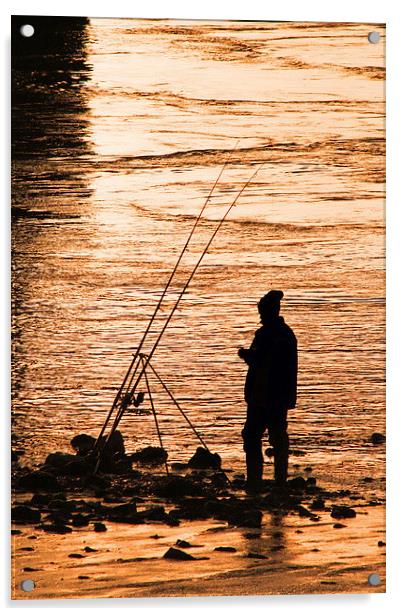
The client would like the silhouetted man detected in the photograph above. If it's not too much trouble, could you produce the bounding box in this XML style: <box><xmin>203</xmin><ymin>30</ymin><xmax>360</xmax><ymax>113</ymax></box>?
<box><xmin>238</xmin><ymin>290</ymin><xmax>297</xmax><ymax>491</ymax></box>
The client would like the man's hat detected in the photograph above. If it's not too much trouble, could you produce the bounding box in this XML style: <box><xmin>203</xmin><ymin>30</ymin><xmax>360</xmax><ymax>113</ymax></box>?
<box><xmin>258</xmin><ymin>289</ymin><xmax>284</xmax><ymax>313</ymax></box>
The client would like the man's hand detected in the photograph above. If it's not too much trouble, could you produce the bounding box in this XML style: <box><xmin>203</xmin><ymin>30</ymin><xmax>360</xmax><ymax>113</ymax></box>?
<box><xmin>238</xmin><ymin>347</ymin><xmax>247</xmax><ymax>360</ymax></box>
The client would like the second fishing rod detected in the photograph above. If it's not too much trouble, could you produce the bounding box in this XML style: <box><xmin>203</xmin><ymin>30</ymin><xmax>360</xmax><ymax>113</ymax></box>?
<box><xmin>93</xmin><ymin>144</ymin><xmax>239</xmax><ymax>449</ymax></box>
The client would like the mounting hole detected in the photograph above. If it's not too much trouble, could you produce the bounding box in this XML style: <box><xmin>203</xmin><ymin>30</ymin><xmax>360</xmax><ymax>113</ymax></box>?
<box><xmin>368</xmin><ymin>573</ymin><xmax>381</xmax><ymax>586</ymax></box>
<box><xmin>20</xmin><ymin>24</ymin><xmax>35</xmax><ymax>38</ymax></box>
<box><xmin>20</xmin><ymin>579</ymin><xmax>35</xmax><ymax>592</ymax></box>
<box><xmin>368</xmin><ymin>31</ymin><xmax>380</xmax><ymax>44</ymax></box>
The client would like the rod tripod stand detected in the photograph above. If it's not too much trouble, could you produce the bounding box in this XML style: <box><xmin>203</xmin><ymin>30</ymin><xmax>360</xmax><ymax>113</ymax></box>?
<box><xmin>95</xmin><ymin>352</ymin><xmax>230</xmax><ymax>484</ymax></box>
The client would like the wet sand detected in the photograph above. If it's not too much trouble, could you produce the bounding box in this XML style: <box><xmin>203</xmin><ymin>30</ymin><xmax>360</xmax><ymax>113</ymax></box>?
<box><xmin>12</xmin><ymin>494</ymin><xmax>385</xmax><ymax>599</ymax></box>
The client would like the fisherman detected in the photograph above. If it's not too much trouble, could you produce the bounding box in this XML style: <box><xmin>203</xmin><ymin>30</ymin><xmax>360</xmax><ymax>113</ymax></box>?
<box><xmin>238</xmin><ymin>290</ymin><xmax>297</xmax><ymax>491</ymax></box>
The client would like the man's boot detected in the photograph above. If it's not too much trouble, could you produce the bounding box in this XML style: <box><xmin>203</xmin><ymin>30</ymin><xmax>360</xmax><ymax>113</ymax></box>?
<box><xmin>245</xmin><ymin>449</ymin><xmax>263</xmax><ymax>493</ymax></box>
<box><xmin>274</xmin><ymin>450</ymin><xmax>288</xmax><ymax>486</ymax></box>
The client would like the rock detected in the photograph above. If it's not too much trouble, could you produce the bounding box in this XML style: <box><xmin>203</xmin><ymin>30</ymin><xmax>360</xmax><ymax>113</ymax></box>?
<box><xmin>69</xmin><ymin>553</ymin><xmax>86</xmax><ymax>559</ymax></box>
<box><xmin>304</xmin><ymin>467</ymin><xmax>313</xmax><ymax>472</ymax></box>
<box><xmin>107</xmin><ymin>502</ymin><xmax>137</xmax><ymax>522</ymax></box>
<box><xmin>214</xmin><ymin>546</ymin><xmax>237</xmax><ymax>553</ymax></box>
<box><xmin>311</xmin><ymin>498</ymin><xmax>326</xmax><ymax>511</ymax></box>
<box><xmin>370</xmin><ymin>433</ymin><xmax>385</xmax><ymax>445</ymax></box>
<box><xmin>45</xmin><ymin>452</ymin><xmax>77</xmax><ymax>469</ymax></box>
<box><xmin>265</xmin><ymin>448</ymin><xmax>274</xmax><ymax>458</ymax></box>
<box><xmin>71</xmin><ymin>434</ymin><xmax>96</xmax><ymax>456</ymax></box>
<box><xmin>30</xmin><ymin>493</ymin><xmax>51</xmax><ymax>506</ymax></box>
<box><xmin>47</xmin><ymin>511</ymin><xmax>72</xmax><ymax>525</ymax></box>
<box><xmin>171</xmin><ymin>462</ymin><xmax>188</xmax><ymax>471</ymax></box>
<box><xmin>176</xmin><ymin>539</ymin><xmax>192</xmax><ymax>548</ymax></box>
<box><xmin>331</xmin><ymin>505</ymin><xmax>357</xmax><ymax>519</ymax></box>
<box><xmin>83</xmin><ymin>546</ymin><xmax>97</xmax><ymax>552</ymax></box>
<box><xmin>48</xmin><ymin>499</ymin><xmax>71</xmax><ymax>511</ymax></box>
<box><xmin>163</xmin><ymin>547</ymin><xmax>195</xmax><ymax>561</ymax></box>
<box><xmin>298</xmin><ymin>505</ymin><xmax>312</xmax><ymax>518</ymax></box>
<box><xmin>187</xmin><ymin>447</ymin><xmax>221</xmax><ymax>470</ymax></box>
<box><xmin>63</xmin><ymin>458</ymin><xmax>89</xmax><ymax>476</ymax></box>
<box><xmin>154</xmin><ymin>475</ymin><xmax>205</xmax><ymax>498</ymax></box>
<box><xmin>72</xmin><ymin>514</ymin><xmax>90</xmax><ymax>527</ymax></box>
<box><xmin>144</xmin><ymin>506</ymin><xmax>166</xmax><ymax>522</ymax></box>
<box><xmin>378</xmin><ymin>540</ymin><xmax>386</xmax><ymax>547</ymax></box>
<box><xmin>130</xmin><ymin>446</ymin><xmax>168</xmax><ymax>466</ymax></box>
<box><xmin>246</xmin><ymin>552</ymin><xmax>267</xmax><ymax>559</ymax></box>
<box><xmin>41</xmin><ymin>523</ymin><xmax>72</xmax><ymax>534</ymax></box>
<box><xmin>333</xmin><ymin>523</ymin><xmax>347</xmax><ymax>529</ymax></box>
<box><xmin>11</xmin><ymin>529</ymin><xmax>22</xmax><ymax>535</ymax></box>
<box><xmin>94</xmin><ymin>522</ymin><xmax>107</xmax><ymax>532</ymax></box>
<box><xmin>11</xmin><ymin>505</ymin><xmax>41</xmax><ymax>524</ymax></box>
<box><xmin>288</xmin><ymin>476</ymin><xmax>306</xmax><ymax>490</ymax></box>
<box><xmin>306</xmin><ymin>477</ymin><xmax>316</xmax><ymax>486</ymax></box>
<box><xmin>18</xmin><ymin>471</ymin><xmax>61</xmax><ymax>492</ymax></box>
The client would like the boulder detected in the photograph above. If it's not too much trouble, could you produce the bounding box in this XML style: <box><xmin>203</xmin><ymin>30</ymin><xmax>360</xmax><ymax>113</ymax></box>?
<box><xmin>130</xmin><ymin>446</ymin><xmax>168</xmax><ymax>466</ymax></box>
<box><xmin>71</xmin><ymin>514</ymin><xmax>90</xmax><ymax>527</ymax></box>
<box><xmin>11</xmin><ymin>505</ymin><xmax>41</xmax><ymax>524</ymax></box>
<box><xmin>70</xmin><ymin>434</ymin><xmax>96</xmax><ymax>456</ymax></box>
<box><xmin>187</xmin><ymin>447</ymin><xmax>221</xmax><ymax>470</ymax></box>
<box><xmin>143</xmin><ymin>506</ymin><xmax>166</xmax><ymax>522</ymax></box>
<box><xmin>331</xmin><ymin>505</ymin><xmax>357</xmax><ymax>519</ymax></box>
<box><xmin>288</xmin><ymin>476</ymin><xmax>306</xmax><ymax>490</ymax></box>
<box><xmin>63</xmin><ymin>458</ymin><xmax>89</xmax><ymax>476</ymax></box>
<box><xmin>94</xmin><ymin>522</ymin><xmax>107</xmax><ymax>532</ymax></box>
<box><xmin>107</xmin><ymin>502</ymin><xmax>139</xmax><ymax>523</ymax></box>
<box><xmin>18</xmin><ymin>471</ymin><xmax>61</xmax><ymax>492</ymax></box>
<box><xmin>163</xmin><ymin>547</ymin><xmax>195</xmax><ymax>561</ymax></box>
<box><xmin>310</xmin><ymin>498</ymin><xmax>326</xmax><ymax>511</ymax></box>
<box><xmin>45</xmin><ymin>452</ymin><xmax>77</xmax><ymax>469</ymax></box>
<box><xmin>30</xmin><ymin>493</ymin><xmax>51</xmax><ymax>507</ymax></box>
<box><xmin>102</xmin><ymin>430</ymin><xmax>125</xmax><ymax>458</ymax></box>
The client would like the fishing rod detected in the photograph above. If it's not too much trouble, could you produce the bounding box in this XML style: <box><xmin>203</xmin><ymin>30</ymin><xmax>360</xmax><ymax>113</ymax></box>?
<box><xmin>100</xmin><ymin>163</ymin><xmax>263</xmax><ymax>451</ymax></box>
<box><xmin>94</xmin><ymin>142</ymin><xmax>239</xmax><ymax>449</ymax></box>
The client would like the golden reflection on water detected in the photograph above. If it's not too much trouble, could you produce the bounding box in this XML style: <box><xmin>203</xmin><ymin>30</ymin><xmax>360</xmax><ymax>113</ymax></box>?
<box><xmin>12</xmin><ymin>19</ymin><xmax>385</xmax><ymax>498</ymax></box>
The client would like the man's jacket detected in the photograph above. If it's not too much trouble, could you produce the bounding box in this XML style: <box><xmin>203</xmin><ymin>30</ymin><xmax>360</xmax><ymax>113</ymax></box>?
<box><xmin>243</xmin><ymin>316</ymin><xmax>297</xmax><ymax>409</ymax></box>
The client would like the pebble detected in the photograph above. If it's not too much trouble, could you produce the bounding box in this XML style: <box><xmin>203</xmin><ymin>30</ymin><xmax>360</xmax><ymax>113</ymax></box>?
<box><xmin>246</xmin><ymin>552</ymin><xmax>267</xmax><ymax>559</ymax></box>
<box><xmin>68</xmin><ymin>553</ymin><xmax>86</xmax><ymax>559</ymax></box>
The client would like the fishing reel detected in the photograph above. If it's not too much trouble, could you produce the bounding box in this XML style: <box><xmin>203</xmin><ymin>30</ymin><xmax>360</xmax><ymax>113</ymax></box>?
<box><xmin>119</xmin><ymin>390</ymin><xmax>145</xmax><ymax>413</ymax></box>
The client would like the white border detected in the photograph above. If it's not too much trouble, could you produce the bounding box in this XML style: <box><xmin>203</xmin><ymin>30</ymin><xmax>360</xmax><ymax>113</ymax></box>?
<box><xmin>2</xmin><ymin>1</ymin><xmax>401</xmax><ymax>613</ymax></box>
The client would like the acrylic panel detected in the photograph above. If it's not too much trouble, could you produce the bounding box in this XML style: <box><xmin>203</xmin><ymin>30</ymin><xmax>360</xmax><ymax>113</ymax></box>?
<box><xmin>11</xmin><ymin>16</ymin><xmax>385</xmax><ymax>599</ymax></box>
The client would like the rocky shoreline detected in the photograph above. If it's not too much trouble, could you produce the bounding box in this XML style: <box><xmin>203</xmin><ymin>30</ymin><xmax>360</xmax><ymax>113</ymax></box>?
<box><xmin>12</xmin><ymin>431</ymin><xmax>381</xmax><ymax>553</ymax></box>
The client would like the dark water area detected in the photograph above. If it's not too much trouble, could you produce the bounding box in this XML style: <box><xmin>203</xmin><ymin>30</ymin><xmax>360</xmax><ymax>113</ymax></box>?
<box><xmin>11</xmin><ymin>18</ymin><xmax>385</xmax><ymax>500</ymax></box>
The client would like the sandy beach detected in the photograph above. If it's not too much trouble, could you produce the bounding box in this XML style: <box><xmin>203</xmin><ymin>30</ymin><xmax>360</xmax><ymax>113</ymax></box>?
<box><xmin>12</xmin><ymin>499</ymin><xmax>385</xmax><ymax>599</ymax></box>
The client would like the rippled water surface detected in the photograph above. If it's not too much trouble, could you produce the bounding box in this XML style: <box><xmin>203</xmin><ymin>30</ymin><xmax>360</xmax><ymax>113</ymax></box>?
<box><xmin>12</xmin><ymin>19</ymin><xmax>385</xmax><ymax>495</ymax></box>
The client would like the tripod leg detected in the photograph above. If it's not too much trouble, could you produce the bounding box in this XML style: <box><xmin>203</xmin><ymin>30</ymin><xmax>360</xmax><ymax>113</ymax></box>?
<box><xmin>146</xmin><ymin>358</ymin><xmax>231</xmax><ymax>486</ymax></box>
<box><xmin>141</xmin><ymin>357</ymin><xmax>169</xmax><ymax>476</ymax></box>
